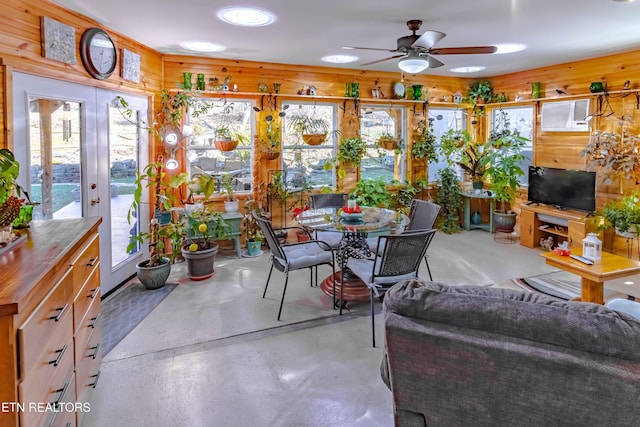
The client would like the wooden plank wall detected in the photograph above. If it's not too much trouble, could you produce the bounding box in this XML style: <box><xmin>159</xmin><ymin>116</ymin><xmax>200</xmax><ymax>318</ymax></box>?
<box><xmin>0</xmin><ymin>0</ymin><xmax>163</xmax><ymax>150</ymax></box>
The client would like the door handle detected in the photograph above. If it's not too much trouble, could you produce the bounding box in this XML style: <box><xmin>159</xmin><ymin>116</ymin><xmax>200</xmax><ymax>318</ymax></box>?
<box><xmin>91</xmin><ymin>197</ymin><xmax>101</xmax><ymax>206</ymax></box>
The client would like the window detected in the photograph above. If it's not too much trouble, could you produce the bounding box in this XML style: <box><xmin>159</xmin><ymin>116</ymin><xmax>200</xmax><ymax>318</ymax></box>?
<box><xmin>187</xmin><ymin>99</ymin><xmax>253</xmax><ymax>193</ymax></box>
<box><xmin>491</xmin><ymin>106</ymin><xmax>534</xmax><ymax>185</ymax></box>
<box><xmin>282</xmin><ymin>102</ymin><xmax>337</xmax><ymax>189</ymax></box>
<box><xmin>428</xmin><ymin>108</ymin><xmax>466</xmax><ymax>182</ymax></box>
<box><xmin>359</xmin><ymin>105</ymin><xmax>405</xmax><ymax>181</ymax></box>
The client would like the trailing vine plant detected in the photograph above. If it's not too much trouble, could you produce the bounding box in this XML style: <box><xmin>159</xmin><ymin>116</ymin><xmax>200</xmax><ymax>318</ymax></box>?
<box><xmin>411</xmin><ymin>119</ymin><xmax>438</xmax><ymax>163</ymax></box>
<box><xmin>435</xmin><ymin>167</ymin><xmax>462</xmax><ymax>234</ymax></box>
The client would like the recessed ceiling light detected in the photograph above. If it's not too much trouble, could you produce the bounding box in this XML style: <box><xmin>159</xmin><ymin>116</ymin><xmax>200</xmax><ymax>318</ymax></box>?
<box><xmin>321</xmin><ymin>54</ymin><xmax>358</xmax><ymax>64</ymax></box>
<box><xmin>612</xmin><ymin>0</ymin><xmax>634</xmax><ymax>3</ymax></box>
<box><xmin>624</xmin><ymin>281</ymin><xmax>635</xmax><ymax>285</ymax></box>
<box><xmin>217</xmin><ymin>6</ymin><xmax>276</xmax><ymax>27</ymax></box>
<box><xmin>494</xmin><ymin>43</ymin><xmax>527</xmax><ymax>54</ymax></box>
<box><xmin>450</xmin><ymin>66</ymin><xmax>486</xmax><ymax>73</ymax></box>
<box><xmin>179</xmin><ymin>41</ymin><xmax>225</xmax><ymax>53</ymax></box>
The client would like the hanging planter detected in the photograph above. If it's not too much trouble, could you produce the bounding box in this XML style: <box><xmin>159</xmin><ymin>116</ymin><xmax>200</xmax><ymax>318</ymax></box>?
<box><xmin>212</xmin><ymin>139</ymin><xmax>239</xmax><ymax>151</ymax></box>
<box><xmin>261</xmin><ymin>149</ymin><xmax>280</xmax><ymax>160</ymax></box>
<box><xmin>378</xmin><ymin>136</ymin><xmax>400</xmax><ymax>151</ymax></box>
<box><xmin>302</xmin><ymin>133</ymin><xmax>326</xmax><ymax>146</ymax></box>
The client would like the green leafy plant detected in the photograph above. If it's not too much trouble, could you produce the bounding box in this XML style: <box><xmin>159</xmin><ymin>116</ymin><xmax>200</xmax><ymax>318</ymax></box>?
<box><xmin>0</xmin><ymin>148</ymin><xmax>24</xmax><ymax>228</ymax></box>
<box><xmin>219</xmin><ymin>174</ymin><xmax>237</xmax><ymax>201</ymax></box>
<box><xmin>580</xmin><ymin>129</ymin><xmax>640</xmax><ymax>186</ymax></box>
<box><xmin>483</xmin><ymin>112</ymin><xmax>529</xmax><ymax>211</ymax></box>
<box><xmin>184</xmin><ymin>209</ymin><xmax>231</xmax><ymax>251</ymax></box>
<box><xmin>337</xmin><ymin>137</ymin><xmax>367</xmax><ymax>167</ymax></box>
<box><xmin>287</xmin><ymin>113</ymin><xmax>330</xmax><ymax>136</ymax></box>
<box><xmin>466</xmin><ymin>80</ymin><xmax>496</xmax><ymax>105</ymax></box>
<box><xmin>350</xmin><ymin>178</ymin><xmax>392</xmax><ymax>208</ymax></box>
<box><xmin>411</xmin><ymin>119</ymin><xmax>438</xmax><ymax>162</ymax></box>
<box><xmin>435</xmin><ymin>167</ymin><xmax>463</xmax><ymax>234</ymax></box>
<box><xmin>394</xmin><ymin>183</ymin><xmax>419</xmax><ymax>215</ymax></box>
<box><xmin>242</xmin><ymin>198</ymin><xmax>264</xmax><ymax>243</ymax></box>
<box><xmin>375</xmin><ymin>133</ymin><xmax>404</xmax><ymax>155</ymax></box>
<box><xmin>600</xmin><ymin>191</ymin><xmax>640</xmax><ymax>234</ymax></box>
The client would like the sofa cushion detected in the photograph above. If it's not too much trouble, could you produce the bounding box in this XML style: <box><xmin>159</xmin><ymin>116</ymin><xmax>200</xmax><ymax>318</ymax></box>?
<box><xmin>383</xmin><ymin>279</ymin><xmax>640</xmax><ymax>361</ymax></box>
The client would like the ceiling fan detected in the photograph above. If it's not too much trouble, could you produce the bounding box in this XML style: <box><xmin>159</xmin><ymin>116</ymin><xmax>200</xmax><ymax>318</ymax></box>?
<box><xmin>344</xmin><ymin>20</ymin><xmax>497</xmax><ymax>73</ymax></box>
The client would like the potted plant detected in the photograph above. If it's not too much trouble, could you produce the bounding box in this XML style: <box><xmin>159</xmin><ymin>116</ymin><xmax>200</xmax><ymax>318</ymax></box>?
<box><xmin>483</xmin><ymin>114</ymin><xmax>529</xmax><ymax>234</ymax></box>
<box><xmin>466</xmin><ymin>80</ymin><xmax>496</xmax><ymax>105</ymax></box>
<box><xmin>411</xmin><ymin>119</ymin><xmax>438</xmax><ymax>163</ymax></box>
<box><xmin>600</xmin><ymin>192</ymin><xmax>640</xmax><ymax>238</ymax></box>
<box><xmin>350</xmin><ymin>178</ymin><xmax>392</xmax><ymax>208</ymax></box>
<box><xmin>242</xmin><ymin>198</ymin><xmax>264</xmax><ymax>256</ymax></box>
<box><xmin>0</xmin><ymin>148</ymin><xmax>24</xmax><ymax>245</ymax></box>
<box><xmin>375</xmin><ymin>133</ymin><xmax>404</xmax><ymax>153</ymax></box>
<box><xmin>287</xmin><ymin>112</ymin><xmax>330</xmax><ymax>145</ymax></box>
<box><xmin>580</xmin><ymin>129</ymin><xmax>640</xmax><ymax>189</ymax></box>
<box><xmin>219</xmin><ymin>174</ymin><xmax>239</xmax><ymax>213</ymax></box>
<box><xmin>337</xmin><ymin>137</ymin><xmax>367</xmax><ymax>168</ymax></box>
<box><xmin>435</xmin><ymin>167</ymin><xmax>463</xmax><ymax>234</ymax></box>
<box><xmin>127</xmin><ymin>218</ymin><xmax>172</xmax><ymax>289</ymax></box>
<box><xmin>181</xmin><ymin>207</ymin><xmax>231</xmax><ymax>280</ymax></box>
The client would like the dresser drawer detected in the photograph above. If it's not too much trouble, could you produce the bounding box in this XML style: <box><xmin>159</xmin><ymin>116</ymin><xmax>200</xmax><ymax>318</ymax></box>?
<box><xmin>18</xmin><ymin>268</ymin><xmax>74</xmax><ymax>376</ymax></box>
<box><xmin>76</xmin><ymin>320</ymin><xmax>102</xmax><ymax>400</ymax></box>
<box><xmin>73</xmin><ymin>266</ymin><xmax>100</xmax><ymax>335</ymax></box>
<box><xmin>71</xmin><ymin>233</ymin><xmax>100</xmax><ymax>297</ymax></box>
<box><xmin>19</xmin><ymin>353</ymin><xmax>74</xmax><ymax>427</ymax></box>
<box><xmin>18</xmin><ymin>306</ymin><xmax>73</xmax><ymax>392</ymax></box>
<box><xmin>46</xmin><ymin>374</ymin><xmax>77</xmax><ymax>427</ymax></box>
<box><xmin>74</xmin><ymin>293</ymin><xmax>100</xmax><ymax>355</ymax></box>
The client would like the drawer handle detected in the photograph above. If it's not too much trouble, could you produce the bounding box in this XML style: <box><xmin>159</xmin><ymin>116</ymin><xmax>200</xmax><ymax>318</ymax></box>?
<box><xmin>90</xmin><ymin>370</ymin><xmax>101</xmax><ymax>389</ymax></box>
<box><xmin>88</xmin><ymin>287</ymin><xmax>98</xmax><ymax>299</ymax></box>
<box><xmin>87</xmin><ymin>257</ymin><xmax>98</xmax><ymax>267</ymax></box>
<box><xmin>49</xmin><ymin>304</ymin><xmax>69</xmax><ymax>322</ymax></box>
<box><xmin>53</xmin><ymin>380</ymin><xmax>70</xmax><ymax>409</ymax></box>
<box><xmin>49</xmin><ymin>344</ymin><xmax>68</xmax><ymax>367</ymax></box>
<box><xmin>90</xmin><ymin>343</ymin><xmax>101</xmax><ymax>359</ymax></box>
<box><xmin>89</xmin><ymin>313</ymin><xmax>101</xmax><ymax>329</ymax></box>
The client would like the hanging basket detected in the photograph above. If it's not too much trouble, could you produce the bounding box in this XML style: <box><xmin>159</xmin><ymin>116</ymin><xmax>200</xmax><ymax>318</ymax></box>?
<box><xmin>378</xmin><ymin>137</ymin><xmax>399</xmax><ymax>151</ymax></box>
<box><xmin>212</xmin><ymin>139</ymin><xmax>239</xmax><ymax>151</ymax></box>
<box><xmin>261</xmin><ymin>149</ymin><xmax>281</xmax><ymax>160</ymax></box>
<box><xmin>302</xmin><ymin>134</ymin><xmax>326</xmax><ymax>146</ymax></box>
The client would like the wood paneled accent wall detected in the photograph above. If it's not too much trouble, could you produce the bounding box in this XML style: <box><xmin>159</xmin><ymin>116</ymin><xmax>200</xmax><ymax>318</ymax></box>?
<box><xmin>0</xmin><ymin>0</ymin><xmax>163</xmax><ymax>150</ymax></box>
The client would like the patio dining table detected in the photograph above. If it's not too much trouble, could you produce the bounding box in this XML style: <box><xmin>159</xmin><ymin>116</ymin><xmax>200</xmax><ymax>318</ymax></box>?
<box><xmin>296</xmin><ymin>206</ymin><xmax>408</xmax><ymax>306</ymax></box>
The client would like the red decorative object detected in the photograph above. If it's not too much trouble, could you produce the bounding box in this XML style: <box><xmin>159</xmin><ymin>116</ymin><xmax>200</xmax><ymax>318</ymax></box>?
<box><xmin>292</xmin><ymin>205</ymin><xmax>310</xmax><ymax>219</ymax></box>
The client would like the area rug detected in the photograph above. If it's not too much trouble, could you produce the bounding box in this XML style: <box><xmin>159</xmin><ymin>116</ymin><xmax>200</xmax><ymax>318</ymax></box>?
<box><xmin>101</xmin><ymin>282</ymin><xmax>178</xmax><ymax>356</ymax></box>
<box><xmin>512</xmin><ymin>271</ymin><xmax>629</xmax><ymax>302</ymax></box>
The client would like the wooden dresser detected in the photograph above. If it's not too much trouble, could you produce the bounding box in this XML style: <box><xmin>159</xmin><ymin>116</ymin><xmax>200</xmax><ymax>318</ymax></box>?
<box><xmin>0</xmin><ymin>217</ymin><xmax>102</xmax><ymax>427</ymax></box>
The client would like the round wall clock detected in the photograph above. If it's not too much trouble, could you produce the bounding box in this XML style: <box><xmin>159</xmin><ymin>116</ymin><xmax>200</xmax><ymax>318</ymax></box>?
<box><xmin>79</xmin><ymin>28</ymin><xmax>117</xmax><ymax>80</ymax></box>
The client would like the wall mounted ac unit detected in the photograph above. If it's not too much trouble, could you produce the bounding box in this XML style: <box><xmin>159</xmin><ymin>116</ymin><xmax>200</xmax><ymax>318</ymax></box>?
<box><xmin>541</xmin><ymin>99</ymin><xmax>590</xmax><ymax>132</ymax></box>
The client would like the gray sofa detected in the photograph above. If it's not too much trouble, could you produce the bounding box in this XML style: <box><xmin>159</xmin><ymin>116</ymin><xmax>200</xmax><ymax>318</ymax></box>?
<box><xmin>381</xmin><ymin>279</ymin><xmax>640</xmax><ymax>427</ymax></box>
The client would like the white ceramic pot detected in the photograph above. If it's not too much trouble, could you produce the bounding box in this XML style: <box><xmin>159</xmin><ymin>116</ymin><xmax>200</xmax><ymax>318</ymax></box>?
<box><xmin>224</xmin><ymin>200</ymin><xmax>239</xmax><ymax>213</ymax></box>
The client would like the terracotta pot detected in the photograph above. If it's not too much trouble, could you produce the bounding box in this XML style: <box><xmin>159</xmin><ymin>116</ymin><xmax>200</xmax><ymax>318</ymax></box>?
<box><xmin>262</xmin><ymin>149</ymin><xmax>280</xmax><ymax>160</ymax></box>
<box><xmin>213</xmin><ymin>139</ymin><xmax>239</xmax><ymax>151</ymax></box>
<box><xmin>296</xmin><ymin>231</ymin><xmax>311</xmax><ymax>242</ymax></box>
<box><xmin>302</xmin><ymin>134</ymin><xmax>326</xmax><ymax>146</ymax></box>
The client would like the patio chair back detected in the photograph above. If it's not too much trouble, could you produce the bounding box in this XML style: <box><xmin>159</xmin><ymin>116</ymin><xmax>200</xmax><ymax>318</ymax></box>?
<box><xmin>375</xmin><ymin>229</ymin><xmax>436</xmax><ymax>280</ymax></box>
<box><xmin>406</xmin><ymin>199</ymin><xmax>441</xmax><ymax>231</ymax></box>
<box><xmin>309</xmin><ymin>193</ymin><xmax>348</xmax><ymax>209</ymax></box>
<box><xmin>253</xmin><ymin>212</ymin><xmax>287</xmax><ymax>262</ymax></box>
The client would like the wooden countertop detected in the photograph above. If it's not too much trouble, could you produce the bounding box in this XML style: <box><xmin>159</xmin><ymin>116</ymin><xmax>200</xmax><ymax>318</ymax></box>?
<box><xmin>0</xmin><ymin>217</ymin><xmax>102</xmax><ymax>317</ymax></box>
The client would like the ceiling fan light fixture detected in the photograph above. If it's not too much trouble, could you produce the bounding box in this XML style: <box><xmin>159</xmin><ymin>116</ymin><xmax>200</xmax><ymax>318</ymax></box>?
<box><xmin>217</xmin><ymin>6</ymin><xmax>276</xmax><ymax>27</ymax></box>
<box><xmin>398</xmin><ymin>56</ymin><xmax>429</xmax><ymax>73</ymax></box>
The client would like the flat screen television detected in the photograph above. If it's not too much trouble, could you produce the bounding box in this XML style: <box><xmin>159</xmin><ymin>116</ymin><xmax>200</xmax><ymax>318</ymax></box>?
<box><xmin>528</xmin><ymin>166</ymin><xmax>596</xmax><ymax>213</ymax></box>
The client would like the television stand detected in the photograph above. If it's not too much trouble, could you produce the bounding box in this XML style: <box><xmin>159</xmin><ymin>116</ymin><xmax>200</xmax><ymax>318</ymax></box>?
<box><xmin>520</xmin><ymin>204</ymin><xmax>593</xmax><ymax>249</ymax></box>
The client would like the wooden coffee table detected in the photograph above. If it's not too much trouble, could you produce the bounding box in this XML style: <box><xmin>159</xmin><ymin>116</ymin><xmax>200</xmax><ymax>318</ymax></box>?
<box><xmin>540</xmin><ymin>250</ymin><xmax>640</xmax><ymax>304</ymax></box>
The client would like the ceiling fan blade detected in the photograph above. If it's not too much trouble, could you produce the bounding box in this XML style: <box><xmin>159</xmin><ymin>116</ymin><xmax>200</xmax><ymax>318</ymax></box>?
<box><xmin>360</xmin><ymin>54</ymin><xmax>406</xmax><ymax>66</ymax></box>
<box><xmin>424</xmin><ymin>55</ymin><xmax>445</xmax><ymax>69</ymax></box>
<box><xmin>343</xmin><ymin>46</ymin><xmax>398</xmax><ymax>53</ymax></box>
<box><xmin>411</xmin><ymin>30</ymin><xmax>446</xmax><ymax>50</ymax></box>
<box><xmin>428</xmin><ymin>46</ymin><xmax>498</xmax><ymax>55</ymax></box>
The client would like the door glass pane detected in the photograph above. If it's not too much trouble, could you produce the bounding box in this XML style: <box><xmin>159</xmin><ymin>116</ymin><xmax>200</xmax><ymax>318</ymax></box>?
<box><xmin>359</xmin><ymin>105</ymin><xmax>405</xmax><ymax>181</ymax></box>
<box><xmin>109</xmin><ymin>105</ymin><xmax>139</xmax><ymax>267</ymax></box>
<box><xmin>28</xmin><ymin>98</ymin><xmax>82</xmax><ymax>220</ymax></box>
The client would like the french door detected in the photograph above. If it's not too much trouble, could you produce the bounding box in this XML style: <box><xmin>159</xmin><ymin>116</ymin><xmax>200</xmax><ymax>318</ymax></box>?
<box><xmin>12</xmin><ymin>73</ymin><xmax>149</xmax><ymax>294</ymax></box>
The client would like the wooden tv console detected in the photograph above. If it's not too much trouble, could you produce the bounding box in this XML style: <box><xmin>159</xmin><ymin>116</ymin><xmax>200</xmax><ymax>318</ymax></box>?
<box><xmin>520</xmin><ymin>203</ymin><xmax>594</xmax><ymax>249</ymax></box>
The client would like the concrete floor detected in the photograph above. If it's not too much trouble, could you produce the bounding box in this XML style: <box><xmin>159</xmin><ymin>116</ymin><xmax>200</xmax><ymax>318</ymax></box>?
<box><xmin>85</xmin><ymin>231</ymin><xmax>570</xmax><ymax>426</ymax></box>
